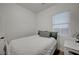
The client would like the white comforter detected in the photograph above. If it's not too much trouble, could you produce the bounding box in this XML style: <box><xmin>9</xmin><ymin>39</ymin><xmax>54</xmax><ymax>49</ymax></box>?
<box><xmin>7</xmin><ymin>35</ymin><xmax>57</xmax><ymax>55</ymax></box>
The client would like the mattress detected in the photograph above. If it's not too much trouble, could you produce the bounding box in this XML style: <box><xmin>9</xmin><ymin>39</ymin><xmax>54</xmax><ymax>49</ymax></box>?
<box><xmin>6</xmin><ymin>35</ymin><xmax>57</xmax><ymax>55</ymax></box>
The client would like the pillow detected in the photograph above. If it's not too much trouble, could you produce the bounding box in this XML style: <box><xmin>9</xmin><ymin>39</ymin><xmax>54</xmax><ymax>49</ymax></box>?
<box><xmin>50</xmin><ymin>32</ymin><xmax>58</xmax><ymax>39</ymax></box>
<box><xmin>38</xmin><ymin>31</ymin><xmax>50</xmax><ymax>38</ymax></box>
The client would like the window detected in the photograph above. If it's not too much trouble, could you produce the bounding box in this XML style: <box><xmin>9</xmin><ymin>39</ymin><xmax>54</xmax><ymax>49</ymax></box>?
<box><xmin>52</xmin><ymin>12</ymin><xmax>70</xmax><ymax>35</ymax></box>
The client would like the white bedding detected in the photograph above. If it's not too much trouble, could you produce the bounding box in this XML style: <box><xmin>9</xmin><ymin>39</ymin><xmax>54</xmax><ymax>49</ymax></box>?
<box><xmin>7</xmin><ymin>35</ymin><xmax>57</xmax><ymax>55</ymax></box>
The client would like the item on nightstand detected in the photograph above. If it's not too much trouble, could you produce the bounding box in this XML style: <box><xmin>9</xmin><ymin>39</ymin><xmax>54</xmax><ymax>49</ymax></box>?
<box><xmin>73</xmin><ymin>32</ymin><xmax>79</xmax><ymax>40</ymax></box>
<box><xmin>0</xmin><ymin>37</ymin><xmax>5</xmax><ymax>39</ymax></box>
<box><xmin>76</xmin><ymin>34</ymin><xmax>79</xmax><ymax>40</ymax></box>
<box><xmin>76</xmin><ymin>41</ymin><xmax>79</xmax><ymax>43</ymax></box>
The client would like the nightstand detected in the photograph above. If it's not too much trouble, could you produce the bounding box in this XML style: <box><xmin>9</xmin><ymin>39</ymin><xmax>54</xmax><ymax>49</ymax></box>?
<box><xmin>64</xmin><ymin>38</ymin><xmax>79</xmax><ymax>55</ymax></box>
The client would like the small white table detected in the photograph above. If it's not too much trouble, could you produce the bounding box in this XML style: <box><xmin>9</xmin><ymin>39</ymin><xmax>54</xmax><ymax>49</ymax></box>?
<box><xmin>64</xmin><ymin>38</ymin><xmax>79</xmax><ymax>55</ymax></box>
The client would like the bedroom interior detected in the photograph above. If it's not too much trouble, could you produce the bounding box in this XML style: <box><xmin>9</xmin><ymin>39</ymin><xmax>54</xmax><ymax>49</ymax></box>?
<box><xmin>0</xmin><ymin>3</ymin><xmax>79</xmax><ymax>55</ymax></box>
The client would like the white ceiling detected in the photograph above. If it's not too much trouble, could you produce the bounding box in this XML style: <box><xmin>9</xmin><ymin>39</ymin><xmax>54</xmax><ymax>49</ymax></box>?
<box><xmin>17</xmin><ymin>3</ymin><xmax>55</xmax><ymax>13</ymax></box>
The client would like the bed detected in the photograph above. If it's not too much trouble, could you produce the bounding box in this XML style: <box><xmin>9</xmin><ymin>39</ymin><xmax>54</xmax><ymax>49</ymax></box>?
<box><xmin>6</xmin><ymin>31</ymin><xmax>57</xmax><ymax>55</ymax></box>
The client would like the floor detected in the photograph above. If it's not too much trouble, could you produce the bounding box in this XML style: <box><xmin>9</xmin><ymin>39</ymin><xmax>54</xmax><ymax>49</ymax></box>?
<box><xmin>53</xmin><ymin>49</ymin><xmax>64</xmax><ymax>55</ymax></box>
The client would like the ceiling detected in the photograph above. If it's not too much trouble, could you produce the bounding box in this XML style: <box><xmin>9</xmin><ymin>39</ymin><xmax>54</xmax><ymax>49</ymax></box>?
<box><xmin>17</xmin><ymin>3</ymin><xmax>55</xmax><ymax>13</ymax></box>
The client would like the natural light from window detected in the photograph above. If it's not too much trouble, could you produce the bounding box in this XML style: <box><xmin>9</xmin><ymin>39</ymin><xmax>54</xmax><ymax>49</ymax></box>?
<box><xmin>52</xmin><ymin>12</ymin><xmax>70</xmax><ymax>35</ymax></box>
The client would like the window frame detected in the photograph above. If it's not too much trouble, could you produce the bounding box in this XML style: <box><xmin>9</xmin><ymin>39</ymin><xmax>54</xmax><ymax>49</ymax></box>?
<box><xmin>51</xmin><ymin>11</ymin><xmax>71</xmax><ymax>35</ymax></box>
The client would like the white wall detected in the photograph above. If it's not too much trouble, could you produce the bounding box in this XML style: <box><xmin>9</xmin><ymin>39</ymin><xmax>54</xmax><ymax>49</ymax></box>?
<box><xmin>70</xmin><ymin>6</ymin><xmax>79</xmax><ymax>35</ymax></box>
<box><xmin>37</xmin><ymin>3</ymin><xmax>79</xmax><ymax>51</ymax></box>
<box><xmin>0</xmin><ymin>17</ymin><xmax>2</xmax><ymax>35</ymax></box>
<box><xmin>0</xmin><ymin>4</ymin><xmax>36</xmax><ymax>42</ymax></box>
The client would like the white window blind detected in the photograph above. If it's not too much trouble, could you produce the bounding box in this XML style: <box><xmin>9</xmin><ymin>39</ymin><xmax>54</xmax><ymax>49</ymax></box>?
<box><xmin>52</xmin><ymin>12</ymin><xmax>70</xmax><ymax>35</ymax></box>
